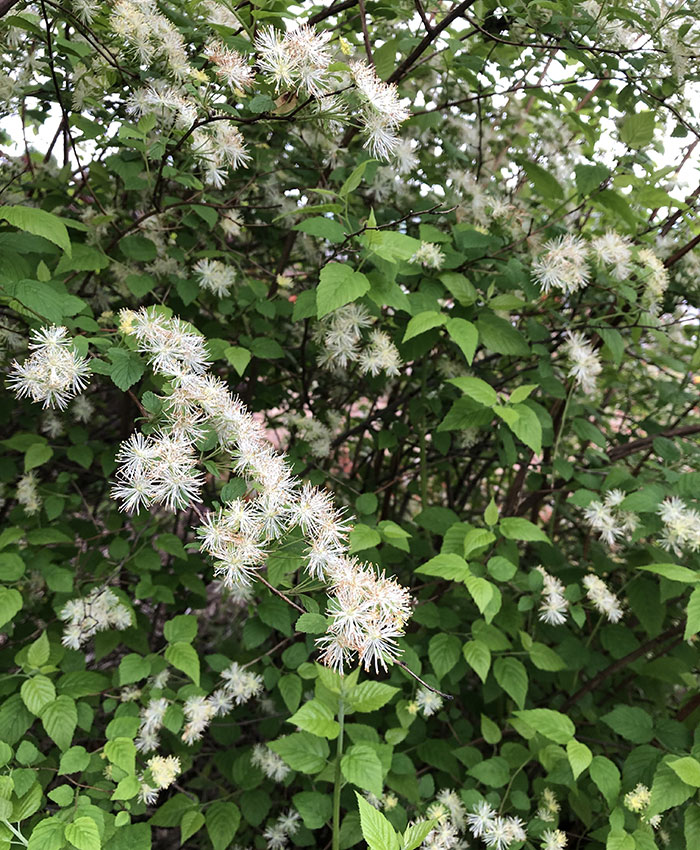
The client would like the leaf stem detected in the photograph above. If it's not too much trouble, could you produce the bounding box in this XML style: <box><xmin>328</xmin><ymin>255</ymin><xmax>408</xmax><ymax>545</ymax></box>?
<box><xmin>396</xmin><ymin>660</ymin><xmax>454</xmax><ymax>700</ymax></box>
<box><xmin>331</xmin><ymin>694</ymin><xmax>345</xmax><ymax>850</ymax></box>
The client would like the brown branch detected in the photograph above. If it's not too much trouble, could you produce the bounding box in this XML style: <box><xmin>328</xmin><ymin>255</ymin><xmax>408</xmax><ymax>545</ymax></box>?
<box><xmin>396</xmin><ymin>660</ymin><xmax>454</xmax><ymax>699</ymax></box>
<box><xmin>664</xmin><ymin>231</ymin><xmax>700</xmax><ymax>268</ymax></box>
<box><xmin>607</xmin><ymin>423</ymin><xmax>700</xmax><ymax>461</ymax></box>
<box><xmin>357</xmin><ymin>0</ymin><xmax>374</xmax><ymax>66</ymax></box>
<box><xmin>562</xmin><ymin>624</ymin><xmax>683</xmax><ymax>710</ymax></box>
<box><xmin>387</xmin><ymin>0</ymin><xmax>477</xmax><ymax>84</ymax></box>
<box><xmin>0</xmin><ymin>0</ymin><xmax>20</xmax><ymax>17</ymax></box>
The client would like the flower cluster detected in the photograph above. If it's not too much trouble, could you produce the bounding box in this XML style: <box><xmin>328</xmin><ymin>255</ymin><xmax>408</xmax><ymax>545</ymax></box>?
<box><xmin>136</xmin><ymin>696</ymin><xmax>169</xmax><ymax>753</ymax></box>
<box><xmin>181</xmin><ymin>662</ymin><xmax>263</xmax><ymax>745</ymax></box>
<box><xmin>532</xmin><ymin>235</ymin><xmax>589</xmax><ymax>295</ymax></box>
<box><xmin>466</xmin><ymin>801</ymin><xmax>528</xmax><ymax>850</ymax></box>
<box><xmin>194</xmin><ymin>258</ymin><xmax>237</xmax><ymax>298</ymax></box>
<box><xmin>412</xmin><ymin>687</ymin><xmax>443</xmax><ymax>717</ymax></box>
<box><xmin>657</xmin><ymin>497</ymin><xmax>700</xmax><ymax>555</ymax></box>
<box><xmin>412</xmin><ymin>241</ymin><xmax>446</xmax><ymax>269</ymax></box>
<box><xmin>541</xmin><ymin>829</ymin><xmax>568</xmax><ymax>850</ymax></box>
<box><xmin>251</xmin><ymin>744</ymin><xmax>290</xmax><ymax>783</ymax></box>
<box><xmin>583</xmin><ymin>489</ymin><xmax>638</xmax><ymax>546</ymax></box>
<box><xmin>591</xmin><ymin>231</ymin><xmax>632</xmax><ymax>280</ymax></box>
<box><xmin>8</xmin><ymin>325</ymin><xmax>91</xmax><ymax>410</ymax></box>
<box><xmin>262</xmin><ymin>809</ymin><xmax>301</xmax><ymax>850</ymax></box>
<box><xmin>111</xmin><ymin>308</ymin><xmax>413</xmax><ymax>674</ymax></box>
<box><xmin>350</xmin><ymin>60</ymin><xmax>411</xmax><ymax>159</ymax></box>
<box><xmin>624</xmin><ymin>782</ymin><xmax>661</xmax><ymax>828</ymax></box>
<box><xmin>638</xmin><ymin>247</ymin><xmax>669</xmax><ymax>314</ymax></box>
<box><xmin>16</xmin><ymin>472</ymin><xmax>41</xmax><ymax>516</ymax></box>
<box><xmin>536</xmin><ymin>788</ymin><xmax>560</xmax><ymax>822</ymax></box>
<box><xmin>60</xmin><ymin>588</ymin><xmax>132</xmax><ymax>650</ymax></box>
<box><xmin>203</xmin><ymin>41</ymin><xmax>255</xmax><ymax>91</ymax></box>
<box><xmin>285</xmin><ymin>412</ymin><xmax>333</xmax><ymax>458</ymax></box>
<box><xmin>111</xmin><ymin>0</ymin><xmax>190</xmax><ymax>79</ymax></box>
<box><xmin>582</xmin><ymin>574</ymin><xmax>624</xmax><ymax>623</ymax></box>
<box><xmin>255</xmin><ymin>24</ymin><xmax>333</xmax><ymax>97</ymax></box>
<box><xmin>535</xmin><ymin>566</ymin><xmax>569</xmax><ymax>626</ymax></box>
<box><xmin>316</xmin><ymin>304</ymin><xmax>402</xmax><ymax>376</ymax></box>
<box><xmin>561</xmin><ymin>331</ymin><xmax>602</xmax><ymax>395</ymax></box>
<box><xmin>138</xmin><ymin>754</ymin><xmax>181</xmax><ymax>805</ymax></box>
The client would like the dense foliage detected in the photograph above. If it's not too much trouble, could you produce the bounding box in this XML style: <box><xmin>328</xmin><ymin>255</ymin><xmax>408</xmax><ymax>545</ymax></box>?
<box><xmin>1</xmin><ymin>1</ymin><xmax>700</xmax><ymax>850</ymax></box>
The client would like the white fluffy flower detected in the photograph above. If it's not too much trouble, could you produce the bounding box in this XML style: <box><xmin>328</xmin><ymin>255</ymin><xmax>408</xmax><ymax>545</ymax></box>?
<box><xmin>8</xmin><ymin>325</ymin><xmax>91</xmax><ymax>410</ymax></box>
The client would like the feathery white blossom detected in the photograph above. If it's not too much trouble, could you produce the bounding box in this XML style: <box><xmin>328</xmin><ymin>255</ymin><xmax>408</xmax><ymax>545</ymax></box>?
<box><xmin>582</xmin><ymin>574</ymin><xmax>623</xmax><ymax>623</ymax></box>
<box><xmin>657</xmin><ymin>497</ymin><xmax>700</xmax><ymax>555</ymax></box>
<box><xmin>60</xmin><ymin>588</ymin><xmax>132</xmax><ymax>649</ymax></box>
<box><xmin>562</xmin><ymin>330</ymin><xmax>602</xmax><ymax>395</ymax></box>
<box><xmin>535</xmin><ymin>566</ymin><xmax>569</xmax><ymax>626</ymax></box>
<box><xmin>8</xmin><ymin>325</ymin><xmax>91</xmax><ymax>410</ymax></box>
<box><xmin>533</xmin><ymin>235</ymin><xmax>590</xmax><ymax>295</ymax></box>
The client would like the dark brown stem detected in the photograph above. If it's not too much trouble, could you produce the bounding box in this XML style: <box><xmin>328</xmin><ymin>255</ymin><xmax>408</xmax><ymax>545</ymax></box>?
<box><xmin>396</xmin><ymin>660</ymin><xmax>454</xmax><ymax>699</ymax></box>
<box><xmin>258</xmin><ymin>574</ymin><xmax>306</xmax><ymax>614</ymax></box>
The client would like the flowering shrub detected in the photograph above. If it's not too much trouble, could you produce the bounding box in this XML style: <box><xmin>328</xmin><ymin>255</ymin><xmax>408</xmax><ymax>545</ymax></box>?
<box><xmin>1</xmin><ymin>1</ymin><xmax>700</xmax><ymax>850</ymax></box>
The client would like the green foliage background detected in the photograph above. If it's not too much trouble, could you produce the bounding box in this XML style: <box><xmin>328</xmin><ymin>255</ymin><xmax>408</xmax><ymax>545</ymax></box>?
<box><xmin>1</xmin><ymin>1</ymin><xmax>700</xmax><ymax>849</ymax></box>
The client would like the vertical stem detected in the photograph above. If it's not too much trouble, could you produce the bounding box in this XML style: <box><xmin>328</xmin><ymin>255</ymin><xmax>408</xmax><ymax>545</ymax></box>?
<box><xmin>419</xmin><ymin>361</ymin><xmax>429</xmax><ymax>509</ymax></box>
<box><xmin>331</xmin><ymin>695</ymin><xmax>345</xmax><ymax>850</ymax></box>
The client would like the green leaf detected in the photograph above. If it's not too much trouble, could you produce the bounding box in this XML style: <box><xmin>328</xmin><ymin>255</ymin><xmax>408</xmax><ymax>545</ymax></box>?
<box><xmin>108</xmin><ymin>348</ymin><xmax>145</xmax><ymax>392</ymax></box>
<box><xmin>403</xmin><ymin>311</ymin><xmax>445</xmax><ymax>342</ymax></box>
<box><xmin>0</xmin><ymin>586</ymin><xmax>23</xmax><ymax>628</ymax></box>
<box><xmin>294</xmin><ymin>216</ymin><xmax>346</xmax><ymax>243</ymax></box>
<box><xmin>58</xmin><ymin>746</ymin><xmax>90</xmax><ymax>775</ymax></box>
<box><xmin>295</xmin><ymin>613</ymin><xmax>328</xmax><ymax>633</ymax></box>
<box><xmin>288</xmin><ymin>700</ymin><xmax>339</xmax><ymax>739</ymax></box>
<box><xmin>224</xmin><ymin>346</ymin><xmax>251</xmax><ymax>376</ymax></box>
<box><xmin>104</xmin><ymin>737</ymin><xmax>136</xmax><ymax>775</ymax></box>
<box><xmin>0</xmin><ymin>205</ymin><xmax>71</xmax><ymax>254</ymax></box>
<box><xmin>648</xmin><ymin>760</ymin><xmax>695</xmax><ymax>816</ymax></box>
<box><xmin>26</xmin><ymin>632</ymin><xmax>50</xmax><ymax>667</ymax></box>
<box><xmin>500</xmin><ymin>517</ymin><xmax>549</xmax><ymax>543</ymax></box>
<box><xmin>685</xmin><ymin>586</ymin><xmax>700</xmax><ymax>640</ymax></box>
<box><xmin>448</xmin><ymin>376</ymin><xmax>498</xmax><ymax>407</ymax></box>
<box><xmin>575</xmin><ymin>163</ymin><xmax>609</xmax><ymax>195</ymax></box>
<box><xmin>465</xmin><ymin>574</ymin><xmax>495</xmax><ymax>615</ymax></box>
<box><xmin>476</xmin><ymin>312</ymin><xmax>529</xmax><ymax>356</ymax></box>
<box><xmin>111</xmin><ymin>775</ymin><xmax>140</xmax><ymax>801</ymax></box>
<box><xmin>165</xmin><ymin>642</ymin><xmax>200</xmax><ymax>686</ymax></box>
<box><xmin>163</xmin><ymin>614</ymin><xmax>198</xmax><ymax>643</ymax></box>
<box><xmin>601</xmin><ymin>705</ymin><xmax>654</xmax><ymax>744</ymax></box>
<box><xmin>355</xmin><ymin>792</ymin><xmax>400</xmax><ymax>850</ymax></box>
<box><xmin>21</xmin><ymin>674</ymin><xmax>56</xmax><ymax>715</ymax></box>
<box><xmin>27</xmin><ymin>818</ymin><xmax>65</xmax><ymax>850</ymax></box>
<box><xmin>567</xmin><ymin>739</ymin><xmax>592</xmax><ymax>779</ymax></box>
<box><xmin>590</xmin><ymin>755</ymin><xmax>620</xmax><ymax>807</ymax></box>
<box><xmin>316</xmin><ymin>263</ymin><xmax>370</xmax><ymax>318</ymax></box>
<box><xmin>65</xmin><ymin>816</ymin><xmax>101</xmax><ymax>850</ymax></box>
<box><xmin>428</xmin><ymin>633</ymin><xmax>461</xmax><ymax>680</ymax></box>
<box><xmin>24</xmin><ymin>443</ymin><xmax>54</xmax><ymax>471</ymax></box>
<box><xmin>685</xmin><ymin>806</ymin><xmax>700</xmax><ymax>847</ymax></box>
<box><xmin>0</xmin><ymin>552</ymin><xmax>24</xmax><ymax>581</ymax></box>
<box><xmin>528</xmin><ymin>642</ymin><xmax>566</xmax><ymax>672</ymax></box>
<box><xmin>402</xmin><ymin>820</ymin><xmax>437</xmax><ymax>850</ymax></box>
<box><xmin>521</xmin><ymin>160</ymin><xmax>564</xmax><ymax>199</ymax></box>
<box><xmin>40</xmin><ymin>695</ymin><xmax>76</xmax><ymax>751</ymax></box>
<box><xmin>480</xmin><ymin>713</ymin><xmax>501</xmax><ymax>744</ymax></box>
<box><xmin>620</xmin><ymin>111</ymin><xmax>655</xmax><ymax>147</ymax></box>
<box><xmin>469</xmin><ymin>756</ymin><xmax>510</xmax><ymax>787</ymax></box>
<box><xmin>206</xmin><ymin>801</ymin><xmax>241</xmax><ymax>850</ymax></box>
<box><xmin>668</xmin><ymin>756</ymin><xmax>700</xmax><ymax>787</ymax></box>
<box><xmin>269</xmin><ymin>732</ymin><xmax>329</xmax><ymax>773</ymax></box>
<box><xmin>347</xmin><ymin>681</ymin><xmax>399</xmax><ymax>713</ymax></box>
<box><xmin>13</xmin><ymin>781</ymin><xmax>43</xmax><ymax>820</ymax></box>
<box><xmin>349</xmin><ymin>524</ymin><xmax>382</xmax><ymax>553</ymax></box>
<box><xmin>342</xmin><ymin>744</ymin><xmax>384</xmax><ymax>796</ymax></box>
<box><xmin>339</xmin><ymin>159</ymin><xmax>375</xmax><ymax>197</ymax></box>
<box><xmin>415</xmin><ymin>553</ymin><xmax>469</xmax><ymax>581</ymax></box>
<box><xmin>118</xmin><ymin>654</ymin><xmax>151</xmax><ymax>686</ymax></box>
<box><xmin>445</xmin><ymin>317</ymin><xmax>478</xmax><ymax>364</ymax></box>
<box><xmin>292</xmin><ymin>790</ymin><xmax>332</xmax><ymax>829</ymax></box>
<box><xmin>180</xmin><ymin>810</ymin><xmax>205</xmax><ymax>844</ymax></box>
<box><xmin>494</xmin><ymin>657</ymin><xmax>528</xmax><ymax>709</ymax></box>
<box><xmin>463</xmin><ymin>640</ymin><xmax>491</xmax><ymax>683</ymax></box>
<box><xmin>507</xmin><ymin>403</ymin><xmax>542</xmax><ymax>454</ymax></box>
<box><xmin>513</xmin><ymin>709</ymin><xmax>574</xmax><ymax>744</ymax></box>
<box><xmin>639</xmin><ymin>563</ymin><xmax>699</xmax><ymax>584</ymax></box>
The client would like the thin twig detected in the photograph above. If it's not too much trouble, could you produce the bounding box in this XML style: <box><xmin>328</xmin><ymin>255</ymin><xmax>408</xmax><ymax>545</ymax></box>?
<box><xmin>396</xmin><ymin>660</ymin><xmax>454</xmax><ymax>699</ymax></box>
